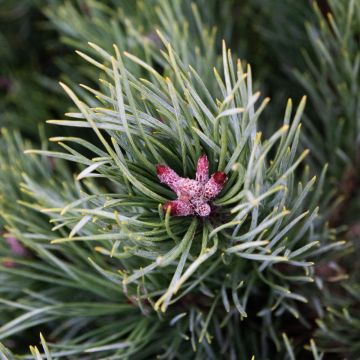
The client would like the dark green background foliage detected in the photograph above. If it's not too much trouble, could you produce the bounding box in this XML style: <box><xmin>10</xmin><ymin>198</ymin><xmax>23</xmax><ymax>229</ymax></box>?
<box><xmin>0</xmin><ymin>1</ymin><xmax>359</xmax><ymax>359</ymax></box>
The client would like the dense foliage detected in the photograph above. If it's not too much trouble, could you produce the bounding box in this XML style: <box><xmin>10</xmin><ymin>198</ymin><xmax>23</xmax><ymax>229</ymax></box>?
<box><xmin>0</xmin><ymin>1</ymin><xmax>359</xmax><ymax>359</ymax></box>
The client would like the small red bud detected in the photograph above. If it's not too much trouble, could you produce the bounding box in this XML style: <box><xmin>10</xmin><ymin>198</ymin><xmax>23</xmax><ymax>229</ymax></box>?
<box><xmin>156</xmin><ymin>165</ymin><xmax>168</xmax><ymax>176</ymax></box>
<box><xmin>213</xmin><ymin>171</ymin><xmax>227</xmax><ymax>185</ymax></box>
<box><xmin>163</xmin><ymin>201</ymin><xmax>177</xmax><ymax>215</ymax></box>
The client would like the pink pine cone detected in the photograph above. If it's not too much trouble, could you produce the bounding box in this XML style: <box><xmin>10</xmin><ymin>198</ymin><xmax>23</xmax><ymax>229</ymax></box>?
<box><xmin>196</xmin><ymin>154</ymin><xmax>209</xmax><ymax>183</ymax></box>
<box><xmin>163</xmin><ymin>200</ymin><xmax>195</xmax><ymax>216</ymax></box>
<box><xmin>156</xmin><ymin>165</ymin><xmax>181</xmax><ymax>193</ymax></box>
<box><xmin>195</xmin><ymin>203</ymin><xmax>211</xmax><ymax>217</ymax></box>
<box><xmin>156</xmin><ymin>154</ymin><xmax>227</xmax><ymax>217</ymax></box>
<box><xmin>204</xmin><ymin>172</ymin><xmax>228</xmax><ymax>200</ymax></box>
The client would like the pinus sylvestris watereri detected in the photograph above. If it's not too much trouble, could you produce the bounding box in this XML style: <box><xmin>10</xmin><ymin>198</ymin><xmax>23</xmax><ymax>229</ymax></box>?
<box><xmin>0</xmin><ymin>1</ymin><xmax>359</xmax><ymax>359</ymax></box>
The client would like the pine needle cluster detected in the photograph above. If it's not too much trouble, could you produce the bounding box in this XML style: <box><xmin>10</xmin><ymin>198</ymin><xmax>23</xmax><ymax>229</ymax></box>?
<box><xmin>0</xmin><ymin>0</ymin><xmax>359</xmax><ymax>359</ymax></box>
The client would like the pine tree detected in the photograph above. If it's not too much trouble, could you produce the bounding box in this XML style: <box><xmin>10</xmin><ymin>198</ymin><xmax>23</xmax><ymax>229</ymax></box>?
<box><xmin>0</xmin><ymin>1</ymin><xmax>359</xmax><ymax>359</ymax></box>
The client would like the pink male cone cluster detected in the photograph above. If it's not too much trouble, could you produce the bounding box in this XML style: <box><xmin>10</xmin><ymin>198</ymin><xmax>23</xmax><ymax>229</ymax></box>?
<box><xmin>156</xmin><ymin>154</ymin><xmax>227</xmax><ymax>217</ymax></box>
